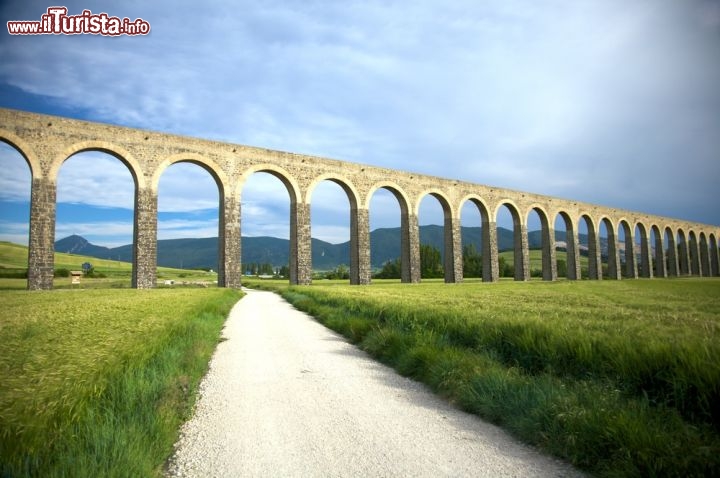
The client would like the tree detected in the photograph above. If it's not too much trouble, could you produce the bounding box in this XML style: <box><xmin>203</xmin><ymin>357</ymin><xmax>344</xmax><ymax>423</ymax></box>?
<box><xmin>374</xmin><ymin>258</ymin><xmax>401</xmax><ymax>279</ymax></box>
<box><xmin>420</xmin><ymin>244</ymin><xmax>443</xmax><ymax>278</ymax></box>
<box><xmin>462</xmin><ymin>244</ymin><xmax>482</xmax><ymax>278</ymax></box>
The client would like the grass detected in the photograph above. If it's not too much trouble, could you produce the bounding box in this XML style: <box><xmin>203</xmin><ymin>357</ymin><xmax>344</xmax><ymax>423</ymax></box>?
<box><xmin>0</xmin><ymin>287</ymin><xmax>242</xmax><ymax>477</ymax></box>
<box><xmin>246</xmin><ymin>277</ymin><xmax>720</xmax><ymax>477</ymax></box>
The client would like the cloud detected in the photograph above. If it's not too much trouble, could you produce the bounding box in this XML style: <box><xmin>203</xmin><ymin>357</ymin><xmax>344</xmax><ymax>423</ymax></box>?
<box><xmin>1</xmin><ymin>0</ymin><xmax>718</xmax><ymax>236</ymax></box>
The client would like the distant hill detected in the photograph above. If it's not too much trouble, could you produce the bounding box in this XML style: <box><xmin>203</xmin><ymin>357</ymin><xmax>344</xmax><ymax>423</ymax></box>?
<box><xmin>55</xmin><ymin>226</ymin><xmax>593</xmax><ymax>271</ymax></box>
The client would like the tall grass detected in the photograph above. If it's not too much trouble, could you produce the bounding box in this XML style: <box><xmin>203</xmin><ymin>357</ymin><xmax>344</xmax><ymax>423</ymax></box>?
<box><xmin>252</xmin><ymin>278</ymin><xmax>720</xmax><ymax>476</ymax></box>
<box><xmin>0</xmin><ymin>288</ymin><xmax>242</xmax><ymax>477</ymax></box>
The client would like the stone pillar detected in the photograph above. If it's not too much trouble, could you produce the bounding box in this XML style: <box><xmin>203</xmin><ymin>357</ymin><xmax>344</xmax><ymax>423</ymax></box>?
<box><xmin>587</xmin><ymin>227</ymin><xmax>601</xmax><ymax>280</ymax></box>
<box><xmin>350</xmin><ymin>207</ymin><xmax>371</xmax><ymax>285</ymax></box>
<box><xmin>639</xmin><ymin>230</ymin><xmax>653</xmax><ymax>278</ymax></box>
<box><xmin>401</xmin><ymin>212</ymin><xmax>421</xmax><ymax>283</ymax></box>
<box><xmin>566</xmin><ymin>227</ymin><xmax>581</xmax><ymax>280</ymax></box>
<box><xmin>541</xmin><ymin>225</ymin><xmax>557</xmax><ymax>281</ymax></box>
<box><xmin>27</xmin><ymin>177</ymin><xmax>56</xmax><ymax>290</ymax></box>
<box><xmin>445</xmin><ymin>214</ymin><xmax>463</xmax><ymax>283</ymax></box>
<box><xmin>606</xmin><ymin>230</ymin><xmax>621</xmax><ymax>280</ymax></box>
<box><xmin>483</xmin><ymin>221</ymin><xmax>499</xmax><ymax>282</ymax></box>
<box><xmin>624</xmin><ymin>230</ymin><xmax>637</xmax><ymax>279</ymax></box>
<box><xmin>515</xmin><ymin>223</ymin><xmax>530</xmax><ymax>281</ymax></box>
<box><xmin>132</xmin><ymin>187</ymin><xmax>157</xmax><ymax>289</ymax></box>
<box><xmin>219</xmin><ymin>192</ymin><xmax>241</xmax><ymax>288</ymax></box>
<box><xmin>290</xmin><ymin>201</ymin><xmax>312</xmax><ymax>285</ymax></box>
<box><xmin>654</xmin><ymin>234</ymin><xmax>667</xmax><ymax>278</ymax></box>
<box><xmin>666</xmin><ymin>234</ymin><xmax>679</xmax><ymax>277</ymax></box>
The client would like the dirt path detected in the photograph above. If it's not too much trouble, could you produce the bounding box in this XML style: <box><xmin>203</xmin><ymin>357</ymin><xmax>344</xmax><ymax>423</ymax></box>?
<box><xmin>166</xmin><ymin>288</ymin><xmax>581</xmax><ymax>477</ymax></box>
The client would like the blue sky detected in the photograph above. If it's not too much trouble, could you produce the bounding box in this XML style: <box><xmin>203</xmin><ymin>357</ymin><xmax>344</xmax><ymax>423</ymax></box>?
<box><xmin>1</xmin><ymin>0</ymin><xmax>719</xmax><ymax>247</ymax></box>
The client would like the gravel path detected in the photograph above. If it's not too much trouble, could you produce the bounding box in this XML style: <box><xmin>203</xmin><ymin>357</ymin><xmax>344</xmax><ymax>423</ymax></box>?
<box><xmin>166</xmin><ymin>288</ymin><xmax>582</xmax><ymax>477</ymax></box>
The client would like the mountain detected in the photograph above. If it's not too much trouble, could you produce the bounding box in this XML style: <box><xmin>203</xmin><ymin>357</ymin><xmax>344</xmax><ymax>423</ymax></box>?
<box><xmin>54</xmin><ymin>226</ymin><xmax>592</xmax><ymax>271</ymax></box>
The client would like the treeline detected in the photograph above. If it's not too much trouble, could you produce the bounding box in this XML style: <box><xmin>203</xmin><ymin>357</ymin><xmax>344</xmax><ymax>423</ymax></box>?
<box><xmin>245</xmin><ymin>263</ymin><xmax>290</xmax><ymax>278</ymax></box>
<box><xmin>374</xmin><ymin>244</ymin><xmax>569</xmax><ymax>279</ymax></box>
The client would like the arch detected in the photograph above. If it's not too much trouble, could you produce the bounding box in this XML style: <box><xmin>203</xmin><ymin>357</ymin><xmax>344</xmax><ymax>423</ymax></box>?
<box><xmin>664</xmin><ymin>227</ymin><xmax>679</xmax><ymax>276</ymax></box>
<box><xmin>635</xmin><ymin>222</ymin><xmax>652</xmax><ymax>278</ymax></box>
<box><xmin>417</xmin><ymin>189</ymin><xmax>459</xmax><ymax>283</ymax></box>
<box><xmin>365</xmin><ymin>182</ymin><xmax>411</xmax><ymax>214</ymax></box>
<box><xmin>496</xmin><ymin>200</ymin><xmax>528</xmax><ymax>281</ymax></box>
<box><xmin>688</xmin><ymin>231</ymin><xmax>700</xmax><ymax>276</ymax></box>
<box><xmin>651</xmin><ymin>225</ymin><xmax>666</xmax><ymax>278</ymax></box>
<box><xmin>677</xmin><ymin>229</ymin><xmax>690</xmax><ymax>275</ymax></box>
<box><xmin>617</xmin><ymin>219</ymin><xmax>637</xmax><ymax>279</ymax></box>
<box><xmin>306</xmin><ymin>176</ymin><xmax>356</xmax><ymax>283</ymax></box>
<box><xmin>699</xmin><ymin>232</ymin><xmax>710</xmax><ymax>277</ymax></box>
<box><xmin>599</xmin><ymin>216</ymin><xmax>620</xmax><ymax>279</ymax></box>
<box><xmin>710</xmin><ymin>233</ymin><xmax>719</xmax><ymax>277</ymax></box>
<box><xmin>238</xmin><ymin>164</ymin><xmax>301</xmax><ymax>205</ymax></box>
<box><xmin>579</xmin><ymin>214</ymin><xmax>600</xmax><ymax>279</ymax></box>
<box><xmin>0</xmin><ymin>129</ymin><xmax>41</xmax><ymax>178</ymax></box>
<box><xmin>526</xmin><ymin>204</ymin><xmax>556</xmax><ymax>281</ymax></box>
<box><xmin>460</xmin><ymin>195</ymin><xmax>496</xmax><ymax>282</ymax></box>
<box><xmin>50</xmin><ymin>141</ymin><xmax>145</xmax><ymax>189</ymax></box>
<box><xmin>368</xmin><ymin>183</ymin><xmax>416</xmax><ymax>283</ymax></box>
<box><xmin>554</xmin><ymin>210</ymin><xmax>580</xmax><ymax>280</ymax></box>
<box><xmin>153</xmin><ymin>153</ymin><xmax>229</xmax><ymax>194</ymax></box>
<box><xmin>306</xmin><ymin>173</ymin><xmax>360</xmax><ymax>210</ymax></box>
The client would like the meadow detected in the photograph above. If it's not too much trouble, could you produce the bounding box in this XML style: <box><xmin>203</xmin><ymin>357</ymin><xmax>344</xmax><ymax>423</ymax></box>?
<box><xmin>247</xmin><ymin>277</ymin><xmax>720</xmax><ymax>477</ymax></box>
<box><xmin>0</xmin><ymin>287</ymin><xmax>242</xmax><ymax>477</ymax></box>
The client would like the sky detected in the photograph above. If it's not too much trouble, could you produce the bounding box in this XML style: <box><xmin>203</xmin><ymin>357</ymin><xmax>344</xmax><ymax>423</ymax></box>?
<box><xmin>1</xmin><ymin>0</ymin><xmax>719</xmax><ymax>248</ymax></box>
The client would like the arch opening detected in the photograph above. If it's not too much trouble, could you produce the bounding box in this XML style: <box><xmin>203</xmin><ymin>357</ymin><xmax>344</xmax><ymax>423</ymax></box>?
<box><xmin>369</xmin><ymin>187</ymin><xmax>404</xmax><ymax>282</ymax></box>
<box><xmin>308</xmin><ymin>180</ymin><xmax>351</xmax><ymax>281</ymax></box>
<box><xmin>579</xmin><ymin>215</ymin><xmax>600</xmax><ymax>279</ymax></box>
<box><xmin>0</xmin><ymin>141</ymin><xmax>32</xmax><ymax>287</ymax></box>
<box><xmin>599</xmin><ymin>218</ymin><xmax>618</xmax><ymax>279</ymax></box>
<box><xmin>635</xmin><ymin>223</ymin><xmax>652</xmax><ymax>278</ymax></box>
<box><xmin>554</xmin><ymin>212</ymin><xmax>578</xmax><ymax>280</ymax></box>
<box><xmin>618</xmin><ymin>221</ymin><xmax>636</xmax><ymax>279</ymax></box>
<box><xmin>240</xmin><ymin>171</ymin><xmax>292</xmax><ymax>282</ymax></box>
<box><xmin>497</xmin><ymin>203</ymin><xmax>527</xmax><ymax>281</ymax></box>
<box><xmin>528</xmin><ymin>207</ymin><xmax>555</xmax><ymax>281</ymax></box>
<box><xmin>460</xmin><ymin>200</ymin><xmax>484</xmax><ymax>281</ymax></box>
<box><xmin>56</xmin><ymin>151</ymin><xmax>136</xmax><ymax>286</ymax></box>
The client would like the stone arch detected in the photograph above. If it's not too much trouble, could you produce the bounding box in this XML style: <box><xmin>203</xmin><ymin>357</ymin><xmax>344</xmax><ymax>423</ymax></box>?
<box><xmin>688</xmin><ymin>230</ymin><xmax>700</xmax><ymax>275</ymax></box>
<box><xmin>306</xmin><ymin>173</ymin><xmax>360</xmax><ymax>209</ymax></box>
<box><xmin>699</xmin><ymin>232</ymin><xmax>710</xmax><ymax>277</ymax></box>
<box><xmin>50</xmin><ymin>141</ymin><xmax>145</xmax><ymax>189</ymax></box>
<box><xmin>153</xmin><ymin>153</ymin><xmax>229</xmax><ymax>194</ymax></box>
<box><xmin>416</xmin><ymin>189</ymin><xmax>460</xmax><ymax>283</ymax></box>
<box><xmin>239</xmin><ymin>164</ymin><xmax>306</xmax><ymax>285</ymax></box>
<box><xmin>495</xmin><ymin>200</ymin><xmax>528</xmax><ymax>281</ymax></box>
<box><xmin>635</xmin><ymin>222</ymin><xmax>652</xmax><ymax>278</ymax></box>
<box><xmin>579</xmin><ymin>213</ymin><xmax>600</xmax><ymax>279</ymax></box>
<box><xmin>554</xmin><ymin>210</ymin><xmax>580</xmax><ymax>280</ymax></box>
<box><xmin>526</xmin><ymin>204</ymin><xmax>556</xmax><ymax>281</ymax></box>
<box><xmin>306</xmin><ymin>173</ymin><xmax>361</xmax><ymax>284</ymax></box>
<box><xmin>710</xmin><ymin>233</ymin><xmax>719</xmax><ymax>277</ymax></box>
<box><xmin>664</xmin><ymin>227</ymin><xmax>679</xmax><ymax>276</ymax></box>
<box><xmin>367</xmin><ymin>182</ymin><xmax>417</xmax><ymax>283</ymax></box>
<box><xmin>459</xmin><ymin>195</ymin><xmax>496</xmax><ymax>282</ymax></box>
<box><xmin>651</xmin><ymin>225</ymin><xmax>667</xmax><ymax>278</ymax></box>
<box><xmin>238</xmin><ymin>164</ymin><xmax>301</xmax><ymax>205</ymax></box>
<box><xmin>617</xmin><ymin>219</ymin><xmax>637</xmax><ymax>278</ymax></box>
<box><xmin>0</xmin><ymin>129</ymin><xmax>41</xmax><ymax>178</ymax></box>
<box><xmin>677</xmin><ymin>229</ymin><xmax>690</xmax><ymax>275</ymax></box>
<box><xmin>599</xmin><ymin>216</ymin><xmax>620</xmax><ymax>279</ymax></box>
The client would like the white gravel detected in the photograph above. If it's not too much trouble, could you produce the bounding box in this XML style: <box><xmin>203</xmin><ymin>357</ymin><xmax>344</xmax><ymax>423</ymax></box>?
<box><xmin>166</xmin><ymin>288</ymin><xmax>582</xmax><ymax>477</ymax></box>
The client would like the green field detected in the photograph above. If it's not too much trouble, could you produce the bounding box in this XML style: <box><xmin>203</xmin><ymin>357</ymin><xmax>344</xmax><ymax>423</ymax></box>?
<box><xmin>0</xmin><ymin>287</ymin><xmax>242</xmax><ymax>477</ymax></box>
<box><xmin>247</xmin><ymin>277</ymin><xmax>720</xmax><ymax>477</ymax></box>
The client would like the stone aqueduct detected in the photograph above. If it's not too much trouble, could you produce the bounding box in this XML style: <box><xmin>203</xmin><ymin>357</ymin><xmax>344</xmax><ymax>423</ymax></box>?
<box><xmin>1</xmin><ymin>107</ymin><xmax>718</xmax><ymax>290</ymax></box>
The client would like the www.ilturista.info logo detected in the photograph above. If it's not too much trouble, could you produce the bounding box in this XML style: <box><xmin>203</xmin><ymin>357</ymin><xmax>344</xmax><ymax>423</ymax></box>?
<box><xmin>7</xmin><ymin>6</ymin><xmax>150</xmax><ymax>36</ymax></box>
